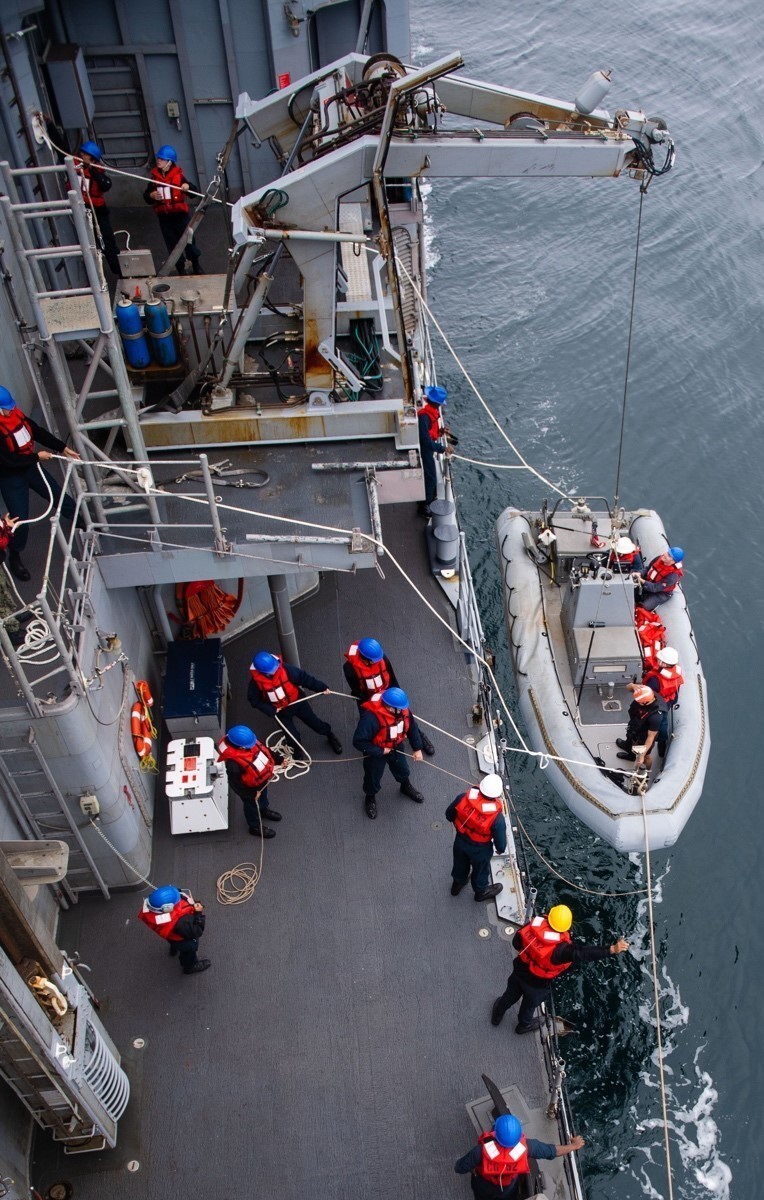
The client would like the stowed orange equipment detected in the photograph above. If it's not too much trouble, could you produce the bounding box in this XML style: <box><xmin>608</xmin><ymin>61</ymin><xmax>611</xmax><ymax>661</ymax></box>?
<box><xmin>173</xmin><ymin>578</ymin><xmax>243</xmax><ymax>639</ymax></box>
<box><xmin>131</xmin><ymin>680</ymin><xmax>157</xmax><ymax>771</ymax></box>
<box><xmin>634</xmin><ymin>606</ymin><xmax>666</xmax><ymax>668</ymax></box>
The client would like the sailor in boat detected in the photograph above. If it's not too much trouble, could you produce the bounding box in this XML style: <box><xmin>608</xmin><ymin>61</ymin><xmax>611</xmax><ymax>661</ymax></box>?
<box><xmin>642</xmin><ymin>647</ymin><xmax>684</xmax><ymax>758</ymax></box>
<box><xmin>616</xmin><ymin>683</ymin><xmax>667</xmax><ymax>767</ymax></box>
<box><xmin>343</xmin><ymin>636</ymin><xmax>436</xmax><ymax>754</ymax></box>
<box><xmin>635</xmin><ymin>545</ymin><xmax>684</xmax><ymax>611</ymax></box>
<box><xmin>606</xmin><ymin>534</ymin><xmax>644</xmax><ymax>574</ymax></box>
<box><xmin>454</xmin><ymin>1112</ymin><xmax>585</xmax><ymax>1199</ymax></box>
<box><xmin>489</xmin><ymin>905</ymin><xmax>629</xmax><ymax>1034</ymax></box>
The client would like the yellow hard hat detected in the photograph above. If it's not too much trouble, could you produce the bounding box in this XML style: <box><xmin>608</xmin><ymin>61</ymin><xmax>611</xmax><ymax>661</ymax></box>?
<box><xmin>548</xmin><ymin>904</ymin><xmax>573</xmax><ymax>932</ymax></box>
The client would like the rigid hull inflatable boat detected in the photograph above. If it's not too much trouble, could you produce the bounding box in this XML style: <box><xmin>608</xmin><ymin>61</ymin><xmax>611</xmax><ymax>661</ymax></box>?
<box><xmin>497</xmin><ymin>502</ymin><xmax>709</xmax><ymax>852</ymax></box>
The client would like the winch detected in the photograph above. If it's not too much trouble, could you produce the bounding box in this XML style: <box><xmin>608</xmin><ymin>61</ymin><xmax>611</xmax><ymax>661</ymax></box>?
<box><xmin>165</xmin><ymin>736</ymin><xmax>229</xmax><ymax>834</ymax></box>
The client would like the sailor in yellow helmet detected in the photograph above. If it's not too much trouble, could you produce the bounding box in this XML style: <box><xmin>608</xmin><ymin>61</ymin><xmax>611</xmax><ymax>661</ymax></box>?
<box><xmin>490</xmin><ymin>903</ymin><xmax>629</xmax><ymax>1034</ymax></box>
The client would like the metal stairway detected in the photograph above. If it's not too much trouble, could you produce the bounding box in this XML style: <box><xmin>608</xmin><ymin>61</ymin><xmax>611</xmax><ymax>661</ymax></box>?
<box><xmin>0</xmin><ymin>731</ymin><xmax>109</xmax><ymax>900</ymax></box>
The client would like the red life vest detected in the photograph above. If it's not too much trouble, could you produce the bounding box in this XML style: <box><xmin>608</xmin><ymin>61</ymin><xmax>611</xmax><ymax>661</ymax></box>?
<box><xmin>476</xmin><ymin>1132</ymin><xmax>530</xmax><ymax>1186</ymax></box>
<box><xmin>137</xmin><ymin>896</ymin><xmax>196</xmax><ymax>942</ymax></box>
<box><xmin>362</xmin><ymin>694</ymin><xmax>411</xmax><ymax>749</ymax></box>
<box><xmin>419</xmin><ymin>401</ymin><xmax>443</xmax><ymax>442</ymax></box>
<box><xmin>249</xmin><ymin>659</ymin><xmax>300</xmax><ymax>710</ymax></box>
<box><xmin>77</xmin><ymin>163</ymin><xmax>108</xmax><ymax>208</ymax></box>
<box><xmin>516</xmin><ymin>916</ymin><xmax>573</xmax><ymax>981</ymax></box>
<box><xmin>149</xmin><ymin>164</ymin><xmax>190</xmax><ymax>215</ymax></box>
<box><xmin>344</xmin><ymin>642</ymin><xmax>391</xmax><ymax>694</ymax></box>
<box><xmin>635</xmin><ymin>606</ymin><xmax>666</xmax><ymax>667</ymax></box>
<box><xmin>645</xmin><ymin>555</ymin><xmax>683</xmax><ymax>592</ymax></box>
<box><xmin>217</xmin><ymin>738</ymin><xmax>276</xmax><ymax>789</ymax></box>
<box><xmin>607</xmin><ymin>548</ymin><xmax>639</xmax><ymax>570</ymax></box>
<box><xmin>644</xmin><ymin>665</ymin><xmax>684</xmax><ymax>705</ymax></box>
<box><xmin>453</xmin><ymin>788</ymin><xmax>501</xmax><ymax>844</ymax></box>
<box><xmin>0</xmin><ymin>407</ymin><xmax>35</xmax><ymax>460</ymax></box>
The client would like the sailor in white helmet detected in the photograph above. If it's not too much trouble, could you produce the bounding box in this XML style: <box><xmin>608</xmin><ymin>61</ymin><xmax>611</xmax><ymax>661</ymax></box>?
<box><xmin>446</xmin><ymin>774</ymin><xmax>506</xmax><ymax>902</ymax></box>
<box><xmin>642</xmin><ymin>646</ymin><xmax>684</xmax><ymax>757</ymax></box>
<box><xmin>607</xmin><ymin>535</ymin><xmax>644</xmax><ymax>574</ymax></box>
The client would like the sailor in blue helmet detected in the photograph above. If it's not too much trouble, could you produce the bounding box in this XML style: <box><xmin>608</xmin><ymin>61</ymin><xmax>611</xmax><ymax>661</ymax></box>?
<box><xmin>352</xmin><ymin>686</ymin><xmax>425</xmax><ymax>819</ymax></box>
<box><xmin>342</xmin><ymin>634</ymin><xmax>435</xmax><ymax>753</ymax></box>
<box><xmin>247</xmin><ymin>650</ymin><xmax>342</xmax><ymax>757</ymax></box>
<box><xmin>74</xmin><ymin>140</ymin><xmax>121</xmax><ymax>275</ymax></box>
<box><xmin>635</xmin><ymin>546</ymin><xmax>684</xmax><ymax>612</ymax></box>
<box><xmin>137</xmin><ymin>885</ymin><xmax>210</xmax><ymax>975</ymax></box>
<box><xmin>217</xmin><ymin>724</ymin><xmax>285</xmax><ymax>839</ymax></box>
<box><xmin>0</xmin><ymin>387</ymin><xmax>80</xmax><ymax>580</ymax></box>
<box><xmin>417</xmin><ymin>384</ymin><xmax>453</xmax><ymax>517</ymax></box>
<box><xmin>455</xmin><ymin>1111</ymin><xmax>584</xmax><ymax>1198</ymax></box>
<box><xmin>143</xmin><ymin>144</ymin><xmax>203</xmax><ymax>275</ymax></box>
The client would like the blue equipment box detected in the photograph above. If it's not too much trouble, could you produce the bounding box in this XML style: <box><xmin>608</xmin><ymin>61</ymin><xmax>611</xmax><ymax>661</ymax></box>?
<box><xmin>163</xmin><ymin>638</ymin><xmax>228</xmax><ymax>735</ymax></box>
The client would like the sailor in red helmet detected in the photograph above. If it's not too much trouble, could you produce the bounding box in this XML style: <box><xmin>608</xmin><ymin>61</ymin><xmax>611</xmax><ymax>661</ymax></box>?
<box><xmin>635</xmin><ymin>546</ymin><xmax>684</xmax><ymax>612</ymax></box>
<box><xmin>217</xmin><ymin>724</ymin><xmax>285</xmax><ymax>839</ymax></box>
<box><xmin>352</xmin><ymin>686</ymin><xmax>425</xmax><ymax>819</ymax></box>
<box><xmin>343</xmin><ymin>635</ymin><xmax>435</xmax><ymax>754</ymax></box>
<box><xmin>490</xmin><ymin>904</ymin><xmax>628</xmax><ymax>1033</ymax></box>
<box><xmin>0</xmin><ymin>386</ymin><xmax>80</xmax><ymax>581</ymax></box>
<box><xmin>74</xmin><ymin>141</ymin><xmax>121</xmax><ymax>275</ymax></box>
<box><xmin>446</xmin><ymin>773</ymin><xmax>506</xmax><ymax>902</ymax></box>
<box><xmin>138</xmin><ymin>885</ymin><xmax>210</xmax><ymax>975</ymax></box>
<box><xmin>616</xmin><ymin>683</ymin><xmax>667</xmax><ymax>768</ymax></box>
<box><xmin>247</xmin><ymin>650</ymin><xmax>342</xmax><ymax>757</ymax></box>
<box><xmin>455</xmin><ymin>1112</ymin><xmax>584</xmax><ymax>1199</ymax></box>
<box><xmin>143</xmin><ymin>144</ymin><xmax>203</xmax><ymax>275</ymax></box>
<box><xmin>642</xmin><ymin>646</ymin><xmax>684</xmax><ymax>758</ymax></box>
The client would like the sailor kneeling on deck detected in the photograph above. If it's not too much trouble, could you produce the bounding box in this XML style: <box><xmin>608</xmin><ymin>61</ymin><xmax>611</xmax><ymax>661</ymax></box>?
<box><xmin>447</xmin><ymin>774</ymin><xmax>506</xmax><ymax>902</ymax></box>
<box><xmin>616</xmin><ymin>683</ymin><xmax>667</xmax><ymax>767</ymax></box>
<box><xmin>490</xmin><ymin>905</ymin><xmax>628</xmax><ymax>1034</ymax></box>
<box><xmin>455</xmin><ymin>1113</ymin><xmax>584</xmax><ymax>1200</ymax></box>
<box><xmin>217</xmin><ymin>724</ymin><xmax>284</xmax><ymax>839</ymax></box>
<box><xmin>352</xmin><ymin>687</ymin><xmax>424</xmax><ymax>819</ymax></box>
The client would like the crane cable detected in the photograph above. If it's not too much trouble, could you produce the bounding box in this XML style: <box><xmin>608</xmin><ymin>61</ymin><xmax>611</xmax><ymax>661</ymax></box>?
<box><xmin>613</xmin><ymin>187</ymin><xmax>647</xmax><ymax>515</ymax></box>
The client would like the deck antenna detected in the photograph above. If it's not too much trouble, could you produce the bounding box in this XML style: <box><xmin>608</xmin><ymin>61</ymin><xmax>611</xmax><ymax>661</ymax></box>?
<box><xmin>613</xmin><ymin>184</ymin><xmax>648</xmax><ymax>517</ymax></box>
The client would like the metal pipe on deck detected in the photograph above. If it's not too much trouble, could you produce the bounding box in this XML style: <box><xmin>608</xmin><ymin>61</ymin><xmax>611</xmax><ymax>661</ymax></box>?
<box><xmin>199</xmin><ymin>453</ymin><xmax>229</xmax><ymax>553</ymax></box>
<box><xmin>268</xmin><ymin>574</ymin><xmax>299</xmax><ymax>667</ymax></box>
<box><xmin>219</xmin><ymin>252</ymin><xmax>281</xmax><ymax>388</ymax></box>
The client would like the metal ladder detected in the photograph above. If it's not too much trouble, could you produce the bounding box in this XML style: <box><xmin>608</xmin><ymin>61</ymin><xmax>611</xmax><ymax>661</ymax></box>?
<box><xmin>0</xmin><ymin>730</ymin><xmax>109</xmax><ymax>900</ymax></box>
<box><xmin>85</xmin><ymin>53</ymin><xmax>154</xmax><ymax>167</ymax></box>
<box><xmin>0</xmin><ymin>1012</ymin><xmax>97</xmax><ymax>1144</ymax></box>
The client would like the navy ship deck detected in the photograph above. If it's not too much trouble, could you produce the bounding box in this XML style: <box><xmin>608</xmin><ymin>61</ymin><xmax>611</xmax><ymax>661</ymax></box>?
<box><xmin>31</xmin><ymin>510</ymin><xmax>570</xmax><ymax>1199</ymax></box>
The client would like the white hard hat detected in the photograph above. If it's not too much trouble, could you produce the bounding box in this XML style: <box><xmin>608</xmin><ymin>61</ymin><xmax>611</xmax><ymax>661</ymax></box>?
<box><xmin>615</xmin><ymin>536</ymin><xmax>636</xmax><ymax>554</ymax></box>
<box><xmin>479</xmin><ymin>773</ymin><xmax>503</xmax><ymax>799</ymax></box>
<box><xmin>657</xmin><ymin>646</ymin><xmax>679</xmax><ymax>666</ymax></box>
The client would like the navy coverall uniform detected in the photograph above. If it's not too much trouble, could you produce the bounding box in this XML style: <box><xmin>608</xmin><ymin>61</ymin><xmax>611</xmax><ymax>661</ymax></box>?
<box><xmin>638</xmin><ymin>555</ymin><xmax>681</xmax><ymax>612</ymax></box>
<box><xmin>0</xmin><ymin>418</ymin><xmax>76</xmax><ymax>553</ymax></box>
<box><xmin>493</xmin><ymin>930</ymin><xmax>614</xmax><ymax>1030</ymax></box>
<box><xmin>352</xmin><ymin>707</ymin><xmax>424</xmax><ymax>796</ymax></box>
<box><xmin>620</xmin><ymin>695</ymin><xmax>667</xmax><ymax>758</ymax></box>
<box><xmin>455</xmin><ymin>1136</ymin><xmax>557</xmax><ymax>1199</ymax></box>
<box><xmin>417</xmin><ymin>410</ymin><xmax>446</xmax><ymax>506</ymax></box>
<box><xmin>247</xmin><ymin>663</ymin><xmax>336</xmax><ymax>753</ymax></box>
<box><xmin>446</xmin><ymin>794</ymin><xmax>507</xmax><ymax>896</ymax></box>
<box><xmin>343</xmin><ymin>654</ymin><xmax>399</xmax><ymax>709</ymax></box>
<box><xmin>222</xmin><ymin>752</ymin><xmax>283</xmax><ymax>833</ymax></box>
<box><xmin>172</xmin><ymin>903</ymin><xmax>207</xmax><ymax>972</ymax></box>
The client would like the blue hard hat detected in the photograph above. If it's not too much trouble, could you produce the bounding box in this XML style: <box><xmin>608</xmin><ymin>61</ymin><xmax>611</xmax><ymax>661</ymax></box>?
<box><xmin>252</xmin><ymin>651</ymin><xmax>279</xmax><ymax>676</ymax></box>
<box><xmin>0</xmin><ymin>387</ymin><xmax>15</xmax><ymax>410</ymax></box>
<box><xmin>147</xmin><ymin>885</ymin><xmax>181</xmax><ymax>913</ymax></box>
<box><xmin>494</xmin><ymin>1114</ymin><xmax>522</xmax><ymax>1149</ymax></box>
<box><xmin>425</xmin><ymin>385</ymin><xmax>448</xmax><ymax>405</ymax></box>
<box><xmin>381</xmin><ymin>686</ymin><xmax>408</xmax><ymax>710</ymax></box>
<box><xmin>80</xmin><ymin>140</ymin><xmax>102</xmax><ymax>160</ymax></box>
<box><xmin>155</xmin><ymin>144</ymin><xmax>178</xmax><ymax>163</ymax></box>
<box><xmin>226</xmin><ymin>725</ymin><xmax>257</xmax><ymax>749</ymax></box>
<box><xmin>668</xmin><ymin>546</ymin><xmax>684</xmax><ymax>563</ymax></box>
<box><xmin>358</xmin><ymin>637</ymin><xmax>384</xmax><ymax>663</ymax></box>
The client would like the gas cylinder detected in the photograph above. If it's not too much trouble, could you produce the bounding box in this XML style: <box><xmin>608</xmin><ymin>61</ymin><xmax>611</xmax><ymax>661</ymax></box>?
<box><xmin>144</xmin><ymin>299</ymin><xmax>178</xmax><ymax>367</ymax></box>
<box><xmin>115</xmin><ymin>299</ymin><xmax>151</xmax><ymax>369</ymax></box>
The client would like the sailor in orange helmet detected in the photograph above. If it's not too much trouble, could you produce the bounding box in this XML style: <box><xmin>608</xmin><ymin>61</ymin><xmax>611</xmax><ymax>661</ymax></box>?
<box><xmin>616</xmin><ymin>683</ymin><xmax>667</xmax><ymax>768</ymax></box>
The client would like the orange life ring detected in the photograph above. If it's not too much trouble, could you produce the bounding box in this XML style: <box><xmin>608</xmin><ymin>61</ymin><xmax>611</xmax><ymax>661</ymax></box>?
<box><xmin>131</xmin><ymin>680</ymin><xmax>156</xmax><ymax>768</ymax></box>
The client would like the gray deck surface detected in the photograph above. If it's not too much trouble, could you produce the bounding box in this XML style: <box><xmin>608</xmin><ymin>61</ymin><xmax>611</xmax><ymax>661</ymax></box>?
<box><xmin>31</xmin><ymin>508</ymin><xmax>559</xmax><ymax>1199</ymax></box>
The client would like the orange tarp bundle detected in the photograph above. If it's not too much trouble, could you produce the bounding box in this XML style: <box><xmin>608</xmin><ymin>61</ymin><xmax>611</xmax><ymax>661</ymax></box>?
<box><xmin>174</xmin><ymin>578</ymin><xmax>243</xmax><ymax>639</ymax></box>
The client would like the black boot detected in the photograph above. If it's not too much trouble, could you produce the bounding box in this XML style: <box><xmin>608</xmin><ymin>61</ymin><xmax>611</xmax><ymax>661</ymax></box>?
<box><xmin>420</xmin><ymin>733</ymin><xmax>435</xmax><ymax>756</ymax></box>
<box><xmin>8</xmin><ymin>552</ymin><xmax>30</xmax><ymax>582</ymax></box>
<box><xmin>183</xmin><ymin>959</ymin><xmax>211</xmax><ymax>975</ymax></box>
<box><xmin>191</xmin><ymin>260</ymin><xmax>204</xmax><ymax>275</ymax></box>
<box><xmin>261</xmin><ymin>809</ymin><xmax>282</xmax><ymax>822</ymax></box>
<box><xmin>364</xmin><ymin>795</ymin><xmax>377</xmax><ymax>819</ymax></box>
<box><xmin>490</xmin><ymin>999</ymin><xmax>506</xmax><ymax>1026</ymax></box>
<box><xmin>326</xmin><ymin>731</ymin><xmax>343</xmax><ymax>755</ymax></box>
<box><xmin>474</xmin><ymin>883</ymin><xmax>502</xmax><ymax>902</ymax></box>
<box><xmin>451</xmin><ymin>881</ymin><xmax>466</xmax><ymax>896</ymax></box>
<box><xmin>400</xmin><ymin>779</ymin><xmax>424</xmax><ymax>803</ymax></box>
<box><xmin>249</xmin><ymin>825</ymin><xmax>276</xmax><ymax>838</ymax></box>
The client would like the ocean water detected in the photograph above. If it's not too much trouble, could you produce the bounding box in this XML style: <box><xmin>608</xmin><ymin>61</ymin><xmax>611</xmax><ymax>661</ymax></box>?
<box><xmin>411</xmin><ymin>2</ymin><xmax>759</xmax><ymax>1195</ymax></box>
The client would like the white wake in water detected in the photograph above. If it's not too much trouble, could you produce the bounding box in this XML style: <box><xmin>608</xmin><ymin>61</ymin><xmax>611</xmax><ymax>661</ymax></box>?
<box><xmin>628</xmin><ymin>856</ymin><xmax>732</xmax><ymax>1198</ymax></box>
